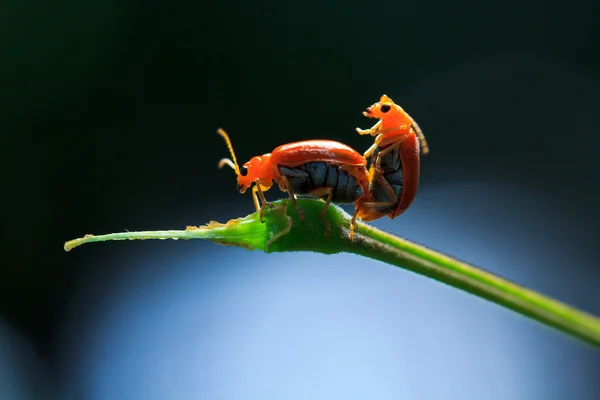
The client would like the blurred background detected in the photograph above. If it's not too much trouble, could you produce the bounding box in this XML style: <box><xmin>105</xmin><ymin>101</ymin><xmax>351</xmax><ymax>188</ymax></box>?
<box><xmin>2</xmin><ymin>0</ymin><xmax>600</xmax><ymax>398</ymax></box>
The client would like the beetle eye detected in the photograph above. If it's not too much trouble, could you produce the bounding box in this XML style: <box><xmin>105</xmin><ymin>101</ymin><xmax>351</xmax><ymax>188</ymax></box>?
<box><xmin>380</xmin><ymin>104</ymin><xmax>391</xmax><ymax>113</ymax></box>
<box><xmin>240</xmin><ymin>166</ymin><xmax>248</xmax><ymax>176</ymax></box>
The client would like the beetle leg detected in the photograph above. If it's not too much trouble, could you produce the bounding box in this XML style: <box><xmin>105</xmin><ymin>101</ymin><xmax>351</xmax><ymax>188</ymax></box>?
<box><xmin>376</xmin><ymin>141</ymin><xmax>400</xmax><ymax>159</ymax></box>
<box><xmin>363</xmin><ymin>134</ymin><xmax>384</xmax><ymax>158</ymax></box>
<box><xmin>307</xmin><ymin>187</ymin><xmax>334</xmax><ymax>236</ymax></box>
<box><xmin>279</xmin><ymin>175</ymin><xmax>305</xmax><ymax>223</ymax></box>
<box><xmin>373</xmin><ymin>170</ymin><xmax>398</xmax><ymax>206</ymax></box>
<box><xmin>367</xmin><ymin>144</ymin><xmax>398</xmax><ymax>203</ymax></box>
<box><xmin>254</xmin><ymin>182</ymin><xmax>274</xmax><ymax>223</ymax></box>
<box><xmin>251</xmin><ymin>185</ymin><xmax>261</xmax><ymax>212</ymax></box>
<box><xmin>349</xmin><ymin>204</ymin><xmax>362</xmax><ymax>241</ymax></box>
<box><xmin>357</xmin><ymin>200</ymin><xmax>396</xmax><ymax>212</ymax></box>
<box><xmin>355</xmin><ymin>119</ymin><xmax>382</xmax><ymax>136</ymax></box>
<box><xmin>369</xmin><ymin>135</ymin><xmax>403</xmax><ymax>172</ymax></box>
<box><xmin>354</xmin><ymin>199</ymin><xmax>396</xmax><ymax>226</ymax></box>
<box><xmin>363</xmin><ymin>141</ymin><xmax>378</xmax><ymax>158</ymax></box>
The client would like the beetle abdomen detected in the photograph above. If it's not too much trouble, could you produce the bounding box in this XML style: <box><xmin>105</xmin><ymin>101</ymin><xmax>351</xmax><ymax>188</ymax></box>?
<box><xmin>278</xmin><ymin>161</ymin><xmax>364</xmax><ymax>204</ymax></box>
<box><xmin>369</xmin><ymin>144</ymin><xmax>404</xmax><ymax>214</ymax></box>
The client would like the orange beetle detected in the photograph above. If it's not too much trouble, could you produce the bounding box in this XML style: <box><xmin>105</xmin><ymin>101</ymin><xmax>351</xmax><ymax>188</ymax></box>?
<box><xmin>217</xmin><ymin>128</ymin><xmax>372</xmax><ymax>237</ymax></box>
<box><xmin>355</xmin><ymin>94</ymin><xmax>429</xmax><ymax>221</ymax></box>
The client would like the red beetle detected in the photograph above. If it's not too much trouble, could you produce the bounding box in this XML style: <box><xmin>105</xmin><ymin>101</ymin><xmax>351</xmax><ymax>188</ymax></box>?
<box><xmin>355</xmin><ymin>94</ymin><xmax>429</xmax><ymax>222</ymax></box>
<box><xmin>217</xmin><ymin>128</ymin><xmax>373</xmax><ymax>237</ymax></box>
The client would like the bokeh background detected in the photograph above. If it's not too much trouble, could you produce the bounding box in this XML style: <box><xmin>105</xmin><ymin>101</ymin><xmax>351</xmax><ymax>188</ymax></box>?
<box><xmin>2</xmin><ymin>0</ymin><xmax>600</xmax><ymax>398</ymax></box>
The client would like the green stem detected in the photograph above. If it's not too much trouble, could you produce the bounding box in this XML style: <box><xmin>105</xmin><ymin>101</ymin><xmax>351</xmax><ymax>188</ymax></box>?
<box><xmin>345</xmin><ymin>222</ymin><xmax>600</xmax><ymax>348</ymax></box>
<box><xmin>64</xmin><ymin>198</ymin><xmax>600</xmax><ymax>348</ymax></box>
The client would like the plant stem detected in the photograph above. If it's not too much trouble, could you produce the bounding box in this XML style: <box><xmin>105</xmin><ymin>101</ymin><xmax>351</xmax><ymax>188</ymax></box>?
<box><xmin>345</xmin><ymin>221</ymin><xmax>600</xmax><ymax>348</ymax></box>
<box><xmin>64</xmin><ymin>198</ymin><xmax>600</xmax><ymax>348</ymax></box>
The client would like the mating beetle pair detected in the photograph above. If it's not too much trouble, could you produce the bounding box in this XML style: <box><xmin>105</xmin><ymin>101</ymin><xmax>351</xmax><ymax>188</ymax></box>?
<box><xmin>218</xmin><ymin>95</ymin><xmax>429</xmax><ymax>239</ymax></box>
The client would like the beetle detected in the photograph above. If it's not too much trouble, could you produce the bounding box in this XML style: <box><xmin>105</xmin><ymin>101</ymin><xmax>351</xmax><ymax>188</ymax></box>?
<box><xmin>354</xmin><ymin>94</ymin><xmax>429</xmax><ymax>221</ymax></box>
<box><xmin>217</xmin><ymin>128</ymin><xmax>373</xmax><ymax>237</ymax></box>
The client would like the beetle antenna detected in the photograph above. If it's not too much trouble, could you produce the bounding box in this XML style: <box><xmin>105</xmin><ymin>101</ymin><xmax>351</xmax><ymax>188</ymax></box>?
<box><xmin>405</xmin><ymin>114</ymin><xmax>430</xmax><ymax>155</ymax></box>
<box><xmin>217</xmin><ymin>128</ymin><xmax>240</xmax><ymax>175</ymax></box>
<box><xmin>218</xmin><ymin>158</ymin><xmax>237</xmax><ymax>171</ymax></box>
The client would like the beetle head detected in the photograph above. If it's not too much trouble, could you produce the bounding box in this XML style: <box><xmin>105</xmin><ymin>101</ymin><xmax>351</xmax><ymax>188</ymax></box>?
<box><xmin>217</xmin><ymin>128</ymin><xmax>271</xmax><ymax>193</ymax></box>
<box><xmin>362</xmin><ymin>94</ymin><xmax>402</xmax><ymax>119</ymax></box>
<box><xmin>237</xmin><ymin>156</ymin><xmax>275</xmax><ymax>193</ymax></box>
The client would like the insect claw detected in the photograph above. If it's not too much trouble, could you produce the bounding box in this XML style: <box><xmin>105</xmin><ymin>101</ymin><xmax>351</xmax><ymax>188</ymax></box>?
<box><xmin>258</xmin><ymin>201</ymin><xmax>276</xmax><ymax>223</ymax></box>
<box><xmin>259</xmin><ymin>205</ymin><xmax>267</xmax><ymax>223</ymax></box>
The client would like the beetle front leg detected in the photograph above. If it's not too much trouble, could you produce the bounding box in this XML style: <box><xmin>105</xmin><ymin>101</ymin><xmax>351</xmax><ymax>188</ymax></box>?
<box><xmin>355</xmin><ymin>119</ymin><xmax>382</xmax><ymax>136</ymax></box>
<box><xmin>251</xmin><ymin>185</ymin><xmax>261</xmax><ymax>212</ymax></box>
<box><xmin>253</xmin><ymin>183</ymin><xmax>274</xmax><ymax>223</ymax></box>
